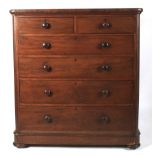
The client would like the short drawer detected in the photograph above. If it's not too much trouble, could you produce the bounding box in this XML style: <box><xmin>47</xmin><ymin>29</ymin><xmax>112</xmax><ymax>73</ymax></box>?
<box><xmin>19</xmin><ymin>56</ymin><xmax>134</xmax><ymax>80</ymax></box>
<box><xmin>77</xmin><ymin>15</ymin><xmax>136</xmax><ymax>33</ymax></box>
<box><xmin>18</xmin><ymin>35</ymin><xmax>134</xmax><ymax>55</ymax></box>
<box><xmin>18</xmin><ymin>106</ymin><xmax>135</xmax><ymax>132</ymax></box>
<box><xmin>17</xmin><ymin>17</ymin><xmax>74</xmax><ymax>34</ymax></box>
<box><xmin>20</xmin><ymin>80</ymin><xmax>134</xmax><ymax>105</ymax></box>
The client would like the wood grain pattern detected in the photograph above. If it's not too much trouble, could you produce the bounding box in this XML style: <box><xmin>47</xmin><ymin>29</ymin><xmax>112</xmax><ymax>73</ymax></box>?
<box><xmin>18</xmin><ymin>106</ymin><xmax>136</xmax><ymax>132</ymax></box>
<box><xmin>18</xmin><ymin>56</ymin><xmax>134</xmax><ymax>79</ymax></box>
<box><xmin>77</xmin><ymin>16</ymin><xmax>137</xmax><ymax>33</ymax></box>
<box><xmin>17</xmin><ymin>17</ymin><xmax>74</xmax><ymax>34</ymax></box>
<box><xmin>20</xmin><ymin>80</ymin><xmax>134</xmax><ymax>105</ymax></box>
<box><xmin>18</xmin><ymin>35</ymin><xmax>134</xmax><ymax>55</ymax></box>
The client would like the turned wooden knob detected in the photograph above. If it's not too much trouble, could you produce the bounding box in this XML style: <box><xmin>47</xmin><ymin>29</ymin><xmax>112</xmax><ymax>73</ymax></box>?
<box><xmin>43</xmin><ymin>64</ymin><xmax>52</xmax><ymax>72</ymax></box>
<box><xmin>100</xmin><ymin>65</ymin><xmax>112</xmax><ymax>71</ymax></box>
<box><xmin>43</xmin><ymin>114</ymin><xmax>53</xmax><ymax>123</ymax></box>
<box><xmin>100</xmin><ymin>42</ymin><xmax>111</xmax><ymax>48</ymax></box>
<box><xmin>101</xmin><ymin>22</ymin><xmax>111</xmax><ymax>28</ymax></box>
<box><xmin>101</xmin><ymin>89</ymin><xmax>110</xmax><ymax>97</ymax></box>
<box><xmin>42</xmin><ymin>22</ymin><xmax>50</xmax><ymax>29</ymax></box>
<box><xmin>100</xmin><ymin>115</ymin><xmax>110</xmax><ymax>124</ymax></box>
<box><xmin>42</xmin><ymin>42</ymin><xmax>51</xmax><ymax>49</ymax></box>
<box><xmin>44</xmin><ymin>89</ymin><xmax>53</xmax><ymax>97</ymax></box>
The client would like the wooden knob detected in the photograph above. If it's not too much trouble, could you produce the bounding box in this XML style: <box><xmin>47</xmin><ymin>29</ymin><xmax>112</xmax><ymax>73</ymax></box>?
<box><xmin>100</xmin><ymin>42</ymin><xmax>111</xmax><ymax>48</ymax></box>
<box><xmin>100</xmin><ymin>115</ymin><xmax>110</xmax><ymax>124</ymax></box>
<box><xmin>43</xmin><ymin>64</ymin><xmax>52</xmax><ymax>72</ymax></box>
<box><xmin>42</xmin><ymin>42</ymin><xmax>51</xmax><ymax>49</ymax></box>
<box><xmin>100</xmin><ymin>65</ymin><xmax>111</xmax><ymax>71</ymax></box>
<box><xmin>101</xmin><ymin>22</ymin><xmax>111</xmax><ymax>28</ymax></box>
<box><xmin>101</xmin><ymin>89</ymin><xmax>110</xmax><ymax>97</ymax></box>
<box><xmin>43</xmin><ymin>114</ymin><xmax>52</xmax><ymax>123</ymax></box>
<box><xmin>42</xmin><ymin>22</ymin><xmax>50</xmax><ymax>29</ymax></box>
<box><xmin>44</xmin><ymin>89</ymin><xmax>53</xmax><ymax>97</ymax></box>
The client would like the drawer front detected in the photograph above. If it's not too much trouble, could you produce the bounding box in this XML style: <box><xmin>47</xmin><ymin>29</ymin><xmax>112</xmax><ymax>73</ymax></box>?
<box><xmin>77</xmin><ymin>16</ymin><xmax>136</xmax><ymax>33</ymax></box>
<box><xmin>18</xmin><ymin>35</ymin><xmax>134</xmax><ymax>55</ymax></box>
<box><xmin>17</xmin><ymin>17</ymin><xmax>74</xmax><ymax>34</ymax></box>
<box><xmin>19</xmin><ymin>56</ymin><xmax>134</xmax><ymax>80</ymax></box>
<box><xmin>20</xmin><ymin>80</ymin><xmax>134</xmax><ymax>105</ymax></box>
<box><xmin>18</xmin><ymin>106</ymin><xmax>135</xmax><ymax>132</ymax></box>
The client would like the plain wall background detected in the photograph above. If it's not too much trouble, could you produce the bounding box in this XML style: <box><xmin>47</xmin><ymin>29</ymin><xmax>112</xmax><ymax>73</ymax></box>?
<box><xmin>0</xmin><ymin>0</ymin><xmax>152</xmax><ymax>155</ymax></box>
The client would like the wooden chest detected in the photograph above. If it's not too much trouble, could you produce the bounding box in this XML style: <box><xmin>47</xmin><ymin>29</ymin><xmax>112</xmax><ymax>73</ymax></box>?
<box><xmin>10</xmin><ymin>9</ymin><xmax>142</xmax><ymax>148</ymax></box>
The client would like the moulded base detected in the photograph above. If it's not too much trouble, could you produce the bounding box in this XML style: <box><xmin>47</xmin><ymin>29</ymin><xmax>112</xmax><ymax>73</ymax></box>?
<box><xmin>13</xmin><ymin>130</ymin><xmax>140</xmax><ymax>149</ymax></box>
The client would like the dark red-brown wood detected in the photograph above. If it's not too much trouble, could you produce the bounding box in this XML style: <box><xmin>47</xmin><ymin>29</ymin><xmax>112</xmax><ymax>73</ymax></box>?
<box><xmin>77</xmin><ymin>15</ymin><xmax>137</xmax><ymax>33</ymax></box>
<box><xmin>20</xmin><ymin>80</ymin><xmax>135</xmax><ymax>105</ymax></box>
<box><xmin>10</xmin><ymin>9</ymin><xmax>142</xmax><ymax>148</ymax></box>
<box><xmin>18</xmin><ymin>56</ymin><xmax>134</xmax><ymax>80</ymax></box>
<box><xmin>18</xmin><ymin>106</ymin><xmax>136</xmax><ymax>132</ymax></box>
<box><xmin>17</xmin><ymin>17</ymin><xmax>74</xmax><ymax>34</ymax></box>
<box><xmin>18</xmin><ymin>35</ymin><xmax>134</xmax><ymax>55</ymax></box>
<box><xmin>10</xmin><ymin>8</ymin><xmax>143</xmax><ymax>15</ymax></box>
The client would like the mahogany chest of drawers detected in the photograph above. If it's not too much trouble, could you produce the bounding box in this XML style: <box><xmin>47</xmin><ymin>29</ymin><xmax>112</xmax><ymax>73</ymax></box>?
<box><xmin>10</xmin><ymin>9</ymin><xmax>142</xmax><ymax>148</ymax></box>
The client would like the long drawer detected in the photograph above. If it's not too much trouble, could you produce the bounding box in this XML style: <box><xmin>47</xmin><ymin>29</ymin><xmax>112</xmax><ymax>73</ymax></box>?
<box><xmin>19</xmin><ymin>56</ymin><xmax>134</xmax><ymax>80</ymax></box>
<box><xmin>20</xmin><ymin>80</ymin><xmax>134</xmax><ymax>105</ymax></box>
<box><xmin>18</xmin><ymin>35</ymin><xmax>134</xmax><ymax>55</ymax></box>
<box><xmin>18</xmin><ymin>106</ymin><xmax>135</xmax><ymax>132</ymax></box>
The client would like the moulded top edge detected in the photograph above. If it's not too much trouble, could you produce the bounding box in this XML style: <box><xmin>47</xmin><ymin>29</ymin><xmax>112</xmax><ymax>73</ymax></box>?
<box><xmin>9</xmin><ymin>8</ymin><xmax>143</xmax><ymax>15</ymax></box>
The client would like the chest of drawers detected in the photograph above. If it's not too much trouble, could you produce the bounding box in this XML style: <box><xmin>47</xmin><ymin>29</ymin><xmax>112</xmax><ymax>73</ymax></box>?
<box><xmin>10</xmin><ymin>9</ymin><xmax>142</xmax><ymax>148</ymax></box>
